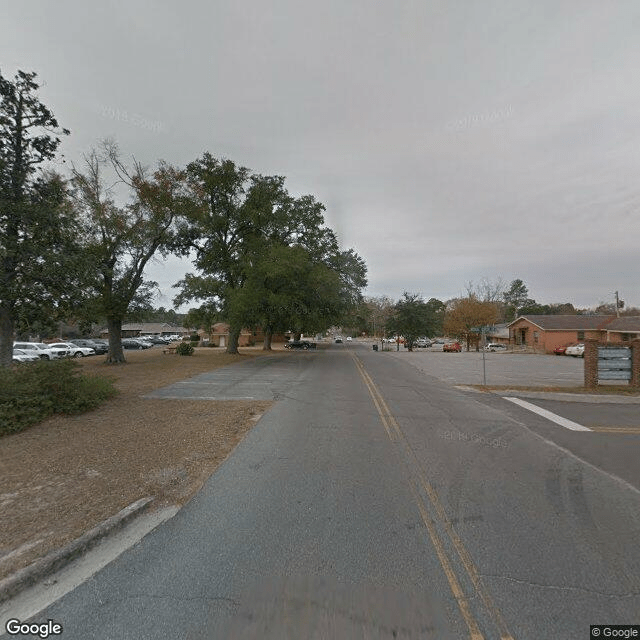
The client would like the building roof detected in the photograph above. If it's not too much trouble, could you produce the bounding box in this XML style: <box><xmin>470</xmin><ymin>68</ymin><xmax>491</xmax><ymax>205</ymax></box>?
<box><xmin>120</xmin><ymin>323</ymin><xmax>188</xmax><ymax>334</ymax></box>
<box><xmin>508</xmin><ymin>315</ymin><xmax>616</xmax><ymax>331</ymax></box>
<box><xmin>605</xmin><ymin>316</ymin><xmax>640</xmax><ymax>332</ymax></box>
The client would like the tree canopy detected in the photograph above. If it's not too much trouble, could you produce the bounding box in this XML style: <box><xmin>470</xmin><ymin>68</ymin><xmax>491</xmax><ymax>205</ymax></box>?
<box><xmin>71</xmin><ymin>144</ymin><xmax>188</xmax><ymax>362</ymax></box>
<box><xmin>0</xmin><ymin>70</ymin><xmax>78</xmax><ymax>366</ymax></box>
<box><xmin>174</xmin><ymin>153</ymin><xmax>367</xmax><ymax>352</ymax></box>
<box><xmin>388</xmin><ymin>293</ymin><xmax>444</xmax><ymax>351</ymax></box>
<box><xmin>444</xmin><ymin>296</ymin><xmax>499</xmax><ymax>351</ymax></box>
<box><xmin>503</xmin><ymin>278</ymin><xmax>529</xmax><ymax>320</ymax></box>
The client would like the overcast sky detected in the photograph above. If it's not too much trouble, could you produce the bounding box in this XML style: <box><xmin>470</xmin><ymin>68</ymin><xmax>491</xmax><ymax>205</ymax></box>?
<box><xmin>3</xmin><ymin>1</ymin><xmax>639</xmax><ymax>311</ymax></box>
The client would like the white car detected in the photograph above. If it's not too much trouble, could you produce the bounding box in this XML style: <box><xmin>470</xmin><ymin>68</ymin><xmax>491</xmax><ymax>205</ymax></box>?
<box><xmin>13</xmin><ymin>348</ymin><xmax>40</xmax><ymax>363</ymax></box>
<box><xmin>483</xmin><ymin>343</ymin><xmax>508</xmax><ymax>352</ymax></box>
<box><xmin>13</xmin><ymin>342</ymin><xmax>69</xmax><ymax>360</ymax></box>
<box><xmin>48</xmin><ymin>342</ymin><xmax>96</xmax><ymax>358</ymax></box>
<box><xmin>565</xmin><ymin>343</ymin><xmax>585</xmax><ymax>357</ymax></box>
<box><xmin>346</xmin><ymin>336</ymin><xmax>352</xmax><ymax>341</ymax></box>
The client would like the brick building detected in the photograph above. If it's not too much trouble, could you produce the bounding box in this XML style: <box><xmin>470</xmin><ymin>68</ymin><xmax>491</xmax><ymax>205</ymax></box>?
<box><xmin>507</xmin><ymin>315</ymin><xmax>616</xmax><ymax>353</ymax></box>
<box><xmin>604</xmin><ymin>317</ymin><xmax>640</xmax><ymax>344</ymax></box>
<box><xmin>101</xmin><ymin>323</ymin><xmax>189</xmax><ymax>338</ymax></box>
<box><xmin>207</xmin><ymin>323</ymin><xmax>288</xmax><ymax>347</ymax></box>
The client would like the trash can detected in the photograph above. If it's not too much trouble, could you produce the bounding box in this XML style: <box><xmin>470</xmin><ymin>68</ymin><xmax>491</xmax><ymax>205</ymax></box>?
<box><xmin>372</xmin><ymin>344</ymin><xmax>378</xmax><ymax>351</ymax></box>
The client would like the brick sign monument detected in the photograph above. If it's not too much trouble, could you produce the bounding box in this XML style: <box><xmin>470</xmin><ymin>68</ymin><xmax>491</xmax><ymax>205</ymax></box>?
<box><xmin>584</xmin><ymin>339</ymin><xmax>640</xmax><ymax>389</ymax></box>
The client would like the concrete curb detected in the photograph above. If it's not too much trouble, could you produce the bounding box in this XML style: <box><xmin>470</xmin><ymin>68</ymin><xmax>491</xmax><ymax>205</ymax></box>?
<box><xmin>0</xmin><ymin>497</ymin><xmax>154</xmax><ymax>604</ymax></box>
<box><xmin>455</xmin><ymin>386</ymin><xmax>640</xmax><ymax>404</ymax></box>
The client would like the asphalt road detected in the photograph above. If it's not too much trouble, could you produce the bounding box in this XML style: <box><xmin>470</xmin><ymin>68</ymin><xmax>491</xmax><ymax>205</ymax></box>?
<box><xmin>4</xmin><ymin>342</ymin><xmax>639</xmax><ymax>639</ymax></box>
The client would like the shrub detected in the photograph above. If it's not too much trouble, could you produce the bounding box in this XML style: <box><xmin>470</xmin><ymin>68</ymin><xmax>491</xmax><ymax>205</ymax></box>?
<box><xmin>0</xmin><ymin>360</ymin><xmax>117</xmax><ymax>436</ymax></box>
<box><xmin>175</xmin><ymin>342</ymin><xmax>195</xmax><ymax>356</ymax></box>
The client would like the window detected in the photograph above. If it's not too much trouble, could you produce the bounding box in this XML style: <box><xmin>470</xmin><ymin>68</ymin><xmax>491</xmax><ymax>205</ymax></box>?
<box><xmin>577</xmin><ymin>331</ymin><xmax>584</xmax><ymax>340</ymax></box>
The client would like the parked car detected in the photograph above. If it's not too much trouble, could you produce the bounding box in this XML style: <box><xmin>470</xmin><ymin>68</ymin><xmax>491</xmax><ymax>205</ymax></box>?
<box><xmin>565</xmin><ymin>343</ymin><xmax>585</xmax><ymax>357</ymax></box>
<box><xmin>140</xmin><ymin>335</ymin><xmax>169</xmax><ymax>345</ymax></box>
<box><xmin>48</xmin><ymin>341</ymin><xmax>95</xmax><ymax>358</ymax></box>
<box><xmin>415</xmin><ymin>338</ymin><xmax>432</xmax><ymax>348</ymax></box>
<box><xmin>13</xmin><ymin>348</ymin><xmax>40</xmax><ymax>363</ymax></box>
<box><xmin>13</xmin><ymin>342</ymin><xmax>69</xmax><ymax>360</ymax></box>
<box><xmin>70</xmin><ymin>339</ymin><xmax>108</xmax><ymax>354</ymax></box>
<box><xmin>553</xmin><ymin>345</ymin><xmax>568</xmax><ymax>355</ymax></box>
<box><xmin>285</xmin><ymin>340</ymin><xmax>317</xmax><ymax>350</ymax></box>
<box><xmin>334</xmin><ymin>336</ymin><xmax>343</xmax><ymax>343</ymax></box>
<box><xmin>122</xmin><ymin>338</ymin><xmax>153</xmax><ymax>350</ymax></box>
<box><xmin>443</xmin><ymin>342</ymin><xmax>462</xmax><ymax>352</ymax></box>
<box><xmin>483</xmin><ymin>343</ymin><xmax>507</xmax><ymax>352</ymax></box>
<box><xmin>346</xmin><ymin>336</ymin><xmax>352</xmax><ymax>341</ymax></box>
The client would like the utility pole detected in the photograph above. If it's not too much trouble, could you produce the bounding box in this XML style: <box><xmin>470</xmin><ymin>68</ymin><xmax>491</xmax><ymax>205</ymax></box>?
<box><xmin>615</xmin><ymin>291</ymin><xmax>623</xmax><ymax>318</ymax></box>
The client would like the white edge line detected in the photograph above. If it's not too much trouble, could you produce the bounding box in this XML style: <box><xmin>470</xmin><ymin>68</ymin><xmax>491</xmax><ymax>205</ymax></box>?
<box><xmin>504</xmin><ymin>397</ymin><xmax>591</xmax><ymax>431</ymax></box>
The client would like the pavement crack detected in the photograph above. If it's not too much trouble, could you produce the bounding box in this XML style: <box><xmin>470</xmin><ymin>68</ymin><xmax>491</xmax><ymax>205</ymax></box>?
<box><xmin>480</xmin><ymin>573</ymin><xmax>640</xmax><ymax>598</ymax></box>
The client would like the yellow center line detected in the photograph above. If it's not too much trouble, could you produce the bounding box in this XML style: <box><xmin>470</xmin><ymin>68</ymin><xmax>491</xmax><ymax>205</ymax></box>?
<box><xmin>352</xmin><ymin>356</ymin><xmax>483</xmax><ymax>640</ymax></box>
<box><xmin>588</xmin><ymin>426</ymin><xmax>640</xmax><ymax>434</ymax></box>
<box><xmin>353</xmin><ymin>354</ymin><xmax>515</xmax><ymax>640</ymax></box>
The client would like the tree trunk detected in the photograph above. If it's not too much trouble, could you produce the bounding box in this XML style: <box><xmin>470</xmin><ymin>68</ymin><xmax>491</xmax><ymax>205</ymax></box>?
<box><xmin>0</xmin><ymin>304</ymin><xmax>14</xmax><ymax>368</ymax></box>
<box><xmin>294</xmin><ymin>332</ymin><xmax>302</xmax><ymax>341</ymax></box>
<box><xmin>226</xmin><ymin>324</ymin><xmax>241</xmax><ymax>354</ymax></box>
<box><xmin>263</xmin><ymin>326</ymin><xmax>273</xmax><ymax>351</ymax></box>
<box><xmin>105</xmin><ymin>317</ymin><xmax>126</xmax><ymax>363</ymax></box>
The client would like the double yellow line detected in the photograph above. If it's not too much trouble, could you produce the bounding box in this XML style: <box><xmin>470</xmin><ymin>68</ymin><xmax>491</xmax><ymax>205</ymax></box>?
<box><xmin>589</xmin><ymin>426</ymin><xmax>640</xmax><ymax>434</ymax></box>
<box><xmin>353</xmin><ymin>354</ymin><xmax>514</xmax><ymax>640</ymax></box>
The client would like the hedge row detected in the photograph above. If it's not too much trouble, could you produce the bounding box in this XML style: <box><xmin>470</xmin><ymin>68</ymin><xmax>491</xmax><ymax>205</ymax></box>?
<box><xmin>0</xmin><ymin>359</ymin><xmax>117</xmax><ymax>436</ymax></box>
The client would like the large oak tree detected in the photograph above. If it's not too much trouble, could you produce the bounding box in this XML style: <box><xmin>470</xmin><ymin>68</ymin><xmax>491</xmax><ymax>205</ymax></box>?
<box><xmin>175</xmin><ymin>153</ymin><xmax>366</xmax><ymax>353</ymax></box>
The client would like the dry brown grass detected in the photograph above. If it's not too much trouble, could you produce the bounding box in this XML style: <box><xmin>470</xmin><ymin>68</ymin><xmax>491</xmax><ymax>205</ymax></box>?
<box><xmin>0</xmin><ymin>346</ymin><xmax>285</xmax><ymax>581</ymax></box>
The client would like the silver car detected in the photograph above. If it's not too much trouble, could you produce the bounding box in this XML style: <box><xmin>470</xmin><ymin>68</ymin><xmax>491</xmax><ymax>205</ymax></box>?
<box><xmin>13</xmin><ymin>342</ymin><xmax>69</xmax><ymax>360</ymax></box>
<box><xmin>48</xmin><ymin>342</ymin><xmax>96</xmax><ymax>357</ymax></box>
<box><xmin>13</xmin><ymin>348</ymin><xmax>40</xmax><ymax>363</ymax></box>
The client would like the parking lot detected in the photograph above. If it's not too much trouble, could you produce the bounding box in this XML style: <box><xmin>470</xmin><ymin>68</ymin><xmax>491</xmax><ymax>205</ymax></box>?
<box><xmin>385</xmin><ymin>348</ymin><xmax>588</xmax><ymax>387</ymax></box>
